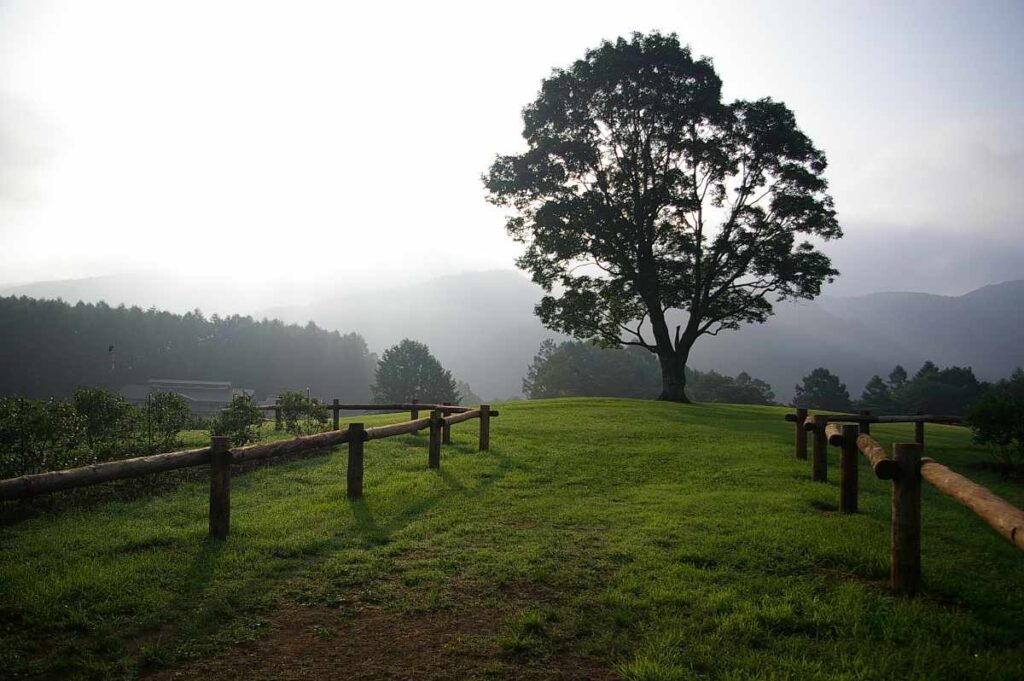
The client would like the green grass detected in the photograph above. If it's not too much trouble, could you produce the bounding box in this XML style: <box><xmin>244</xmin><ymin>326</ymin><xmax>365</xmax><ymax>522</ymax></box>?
<box><xmin>1</xmin><ymin>399</ymin><xmax>1022</xmax><ymax>680</ymax></box>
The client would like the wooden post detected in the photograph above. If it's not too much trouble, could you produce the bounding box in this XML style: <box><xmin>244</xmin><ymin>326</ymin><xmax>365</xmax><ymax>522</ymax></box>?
<box><xmin>891</xmin><ymin>442</ymin><xmax>922</xmax><ymax>596</ymax></box>
<box><xmin>794</xmin><ymin>408</ymin><xmax>808</xmax><ymax>459</ymax></box>
<box><xmin>274</xmin><ymin>399</ymin><xmax>282</xmax><ymax>431</ymax></box>
<box><xmin>411</xmin><ymin>399</ymin><xmax>419</xmax><ymax>421</ymax></box>
<box><xmin>914</xmin><ymin>412</ymin><xmax>925</xmax><ymax>449</ymax></box>
<box><xmin>858</xmin><ymin>409</ymin><xmax>871</xmax><ymax>436</ymax></box>
<box><xmin>428</xmin><ymin>410</ymin><xmax>442</xmax><ymax>469</ymax></box>
<box><xmin>479</xmin><ymin>404</ymin><xmax>490</xmax><ymax>452</ymax></box>
<box><xmin>332</xmin><ymin>399</ymin><xmax>340</xmax><ymax>431</ymax></box>
<box><xmin>209</xmin><ymin>436</ymin><xmax>232</xmax><ymax>539</ymax></box>
<box><xmin>812</xmin><ymin>414</ymin><xmax>828</xmax><ymax>482</ymax></box>
<box><xmin>347</xmin><ymin>423</ymin><xmax>364</xmax><ymax>500</ymax></box>
<box><xmin>839</xmin><ymin>424</ymin><xmax>858</xmax><ymax>514</ymax></box>
<box><xmin>441</xmin><ymin>402</ymin><xmax>452</xmax><ymax>444</ymax></box>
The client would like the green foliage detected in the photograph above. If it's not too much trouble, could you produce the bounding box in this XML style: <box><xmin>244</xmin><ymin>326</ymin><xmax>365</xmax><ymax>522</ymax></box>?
<box><xmin>523</xmin><ymin>340</ymin><xmax>774</xmax><ymax>404</ymax></box>
<box><xmin>523</xmin><ymin>340</ymin><xmax>661</xmax><ymax>399</ymax></box>
<box><xmin>372</xmin><ymin>339</ymin><xmax>458</xmax><ymax>404</ymax></box>
<box><xmin>965</xmin><ymin>368</ymin><xmax>1024</xmax><ymax>470</ymax></box>
<box><xmin>0</xmin><ymin>295</ymin><xmax>377</xmax><ymax>401</ymax></box>
<box><xmin>1</xmin><ymin>401</ymin><xmax>1022</xmax><ymax>679</ymax></box>
<box><xmin>0</xmin><ymin>396</ymin><xmax>85</xmax><ymax>478</ymax></box>
<box><xmin>146</xmin><ymin>392</ymin><xmax>191</xmax><ymax>451</ymax></box>
<box><xmin>277</xmin><ymin>391</ymin><xmax>328</xmax><ymax>436</ymax></box>
<box><xmin>455</xmin><ymin>380</ymin><xmax>482</xmax><ymax>406</ymax></box>
<box><xmin>72</xmin><ymin>387</ymin><xmax>135</xmax><ymax>456</ymax></box>
<box><xmin>686</xmin><ymin>369</ymin><xmax>776</xmax><ymax>405</ymax></box>
<box><xmin>857</xmin><ymin>375</ymin><xmax>895</xmax><ymax>413</ymax></box>
<box><xmin>211</xmin><ymin>394</ymin><xmax>264</xmax><ymax>446</ymax></box>
<box><xmin>793</xmin><ymin>367</ymin><xmax>852</xmax><ymax>411</ymax></box>
<box><xmin>484</xmin><ymin>32</ymin><xmax>840</xmax><ymax>401</ymax></box>
<box><xmin>859</xmin><ymin>362</ymin><xmax>990</xmax><ymax>416</ymax></box>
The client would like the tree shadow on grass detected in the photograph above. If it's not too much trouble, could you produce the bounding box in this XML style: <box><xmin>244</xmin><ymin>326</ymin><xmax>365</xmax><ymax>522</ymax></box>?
<box><xmin>349</xmin><ymin>448</ymin><xmax>516</xmax><ymax>547</ymax></box>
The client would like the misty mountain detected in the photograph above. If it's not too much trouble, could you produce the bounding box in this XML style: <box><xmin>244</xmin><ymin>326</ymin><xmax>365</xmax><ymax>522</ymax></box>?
<box><xmin>5</xmin><ymin>271</ymin><xmax>1022</xmax><ymax>403</ymax></box>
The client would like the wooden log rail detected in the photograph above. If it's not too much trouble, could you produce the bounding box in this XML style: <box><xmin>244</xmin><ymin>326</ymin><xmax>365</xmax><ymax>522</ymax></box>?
<box><xmin>258</xmin><ymin>402</ymin><xmax>475</xmax><ymax>414</ymax></box>
<box><xmin>787</xmin><ymin>412</ymin><xmax>961</xmax><ymax>425</ymax></box>
<box><xmin>787</xmin><ymin>408</ymin><xmax>1024</xmax><ymax>597</ymax></box>
<box><xmin>0</xmin><ymin>405</ymin><xmax>499</xmax><ymax>539</ymax></box>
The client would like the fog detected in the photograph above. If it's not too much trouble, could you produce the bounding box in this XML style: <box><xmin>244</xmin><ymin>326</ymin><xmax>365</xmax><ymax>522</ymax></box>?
<box><xmin>1</xmin><ymin>0</ymin><xmax>1022</xmax><ymax>307</ymax></box>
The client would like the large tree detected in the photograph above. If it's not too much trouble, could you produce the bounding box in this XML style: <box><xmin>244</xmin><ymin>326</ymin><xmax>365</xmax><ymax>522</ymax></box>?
<box><xmin>372</xmin><ymin>339</ymin><xmax>459</xmax><ymax>404</ymax></box>
<box><xmin>484</xmin><ymin>33</ymin><xmax>840</xmax><ymax>401</ymax></box>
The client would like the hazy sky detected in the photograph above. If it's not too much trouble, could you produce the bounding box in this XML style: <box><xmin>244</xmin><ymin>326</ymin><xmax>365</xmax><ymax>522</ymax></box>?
<box><xmin>2</xmin><ymin>0</ymin><xmax>1022</xmax><ymax>297</ymax></box>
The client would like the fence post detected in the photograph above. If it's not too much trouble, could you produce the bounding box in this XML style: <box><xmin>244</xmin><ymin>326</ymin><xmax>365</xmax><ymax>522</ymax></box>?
<box><xmin>428</xmin><ymin>410</ymin><xmax>442</xmax><ymax>469</ymax></box>
<box><xmin>839</xmin><ymin>424</ymin><xmax>859</xmax><ymax>514</ymax></box>
<box><xmin>347</xmin><ymin>423</ymin><xmax>364</xmax><ymax>500</ymax></box>
<box><xmin>441</xmin><ymin>402</ymin><xmax>452</xmax><ymax>444</ymax></box>
<box><xmin>332</xmin><ymin>399</ymin><xmax>340</xmax><ymax>431</ymax></box>
<box><xmin>209</xmin><ymin>436</ymin><xmax>232</xmax><ymax>539</ymax></box>
<box><xmin>479</xmin><ymin>405</ymin><xmax>491</xmax><ymax>452</ymax></box>
<box><xmin>812</xmin><ymin>414</ymin><xmax>828</xmax><ymax>482</ymax></box>
<box><xmin>274</xmin><ymin>399</ymin><xmax>282</xmax><ymax>431</ymax></box>
<box><xmin>411</xmin><ymin>399</ymin><xmax>419</xmax><ymax>421</ymax></box>
<box><xmin>914</xmin><ymin>412</ymin><xmax>925</xmax><ymax>450</ymax></box>
<box><xmin>891</xmin><ymin>442</ymin><xmax>922</xmax><ymax>596</ymax></box>
<box><xmin>794</xmin><ymin>407</ymin><xmax>808</xmax><ymax>459</ymax></box>
<box><xmin>858</xmin><ymin>409</ymin><xmax>871</xmax><ymax>436</ymax></box>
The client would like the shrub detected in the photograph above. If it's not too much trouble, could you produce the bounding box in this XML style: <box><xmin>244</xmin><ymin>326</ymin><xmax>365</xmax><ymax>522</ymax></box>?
<box><xmin>211</xmin><ymin>394</ymin><xmax>264</xmax><ymax>446</ymax></box>
<box><xmin>965</xmin><ymin>379</ymin><xmax>1024</xmax><ymax>473</ymax></box>
<box><xmin>0</xmin><ymin>396</ymin><xmax>86</xmax><ymax>478</ymax></box>
<box><xmin>278</xmin><ymin>391</ymin><xmax>328</xmax><ymax>436</ymax></box>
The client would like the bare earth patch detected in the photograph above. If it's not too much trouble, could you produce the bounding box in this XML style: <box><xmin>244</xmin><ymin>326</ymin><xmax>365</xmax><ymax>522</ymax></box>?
<box><xmin>146</xmin><ymin>599</ymin><xmax>615</xmax><ymax>681</ymax></box>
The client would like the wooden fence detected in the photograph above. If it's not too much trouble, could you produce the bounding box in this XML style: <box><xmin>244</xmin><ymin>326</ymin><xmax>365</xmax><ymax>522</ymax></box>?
<box><xmin>0</xmin><ymin>402</ymin><xmax>499</xmax><ymax>540</ymax></box>
<box><xmin>784</xmin><ymin>408</ymin><xmax>1024</xmax><ymax>596</ymax></box>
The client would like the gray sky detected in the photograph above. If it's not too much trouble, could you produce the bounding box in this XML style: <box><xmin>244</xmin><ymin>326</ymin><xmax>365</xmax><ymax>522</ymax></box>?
<box><xmin>1</xmin><ymin>0</ymin><xmax>1022</xmax><ymax>297</ymax></box>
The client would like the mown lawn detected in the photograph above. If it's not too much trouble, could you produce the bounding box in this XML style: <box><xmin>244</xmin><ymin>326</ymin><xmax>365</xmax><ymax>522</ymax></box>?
<box><xmin>1</xmin><ymin>399</ymin><xmax>1022</xmax><ymax>680</ymax></box>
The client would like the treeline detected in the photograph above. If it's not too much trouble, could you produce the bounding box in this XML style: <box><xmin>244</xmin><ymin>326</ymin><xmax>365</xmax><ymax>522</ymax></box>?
<box><xmin>0</xmin><ymin>296</ymin><xmax>376</xmax><ymax>400</ymax></box>
<box><xmin>523</xmin><ymin>340</ymin><xmax>775</xmax><ymax>404</ymax></box>
<box><xmin>794</xmin><ymin>361</ymin><xmax>1011</xmax><ymax>416</ymax></box>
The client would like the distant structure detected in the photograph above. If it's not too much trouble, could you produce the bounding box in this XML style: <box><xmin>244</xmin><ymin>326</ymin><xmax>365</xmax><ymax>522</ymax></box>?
<box><xmin>120</xmin><ymin>379</ymin><xmax>255</xmax><ymax>415</ymax></box>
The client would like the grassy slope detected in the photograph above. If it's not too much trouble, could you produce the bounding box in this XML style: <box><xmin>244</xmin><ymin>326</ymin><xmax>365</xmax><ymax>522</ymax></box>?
<box><xmin>1</xmin><ymin>399</ymin><xmax>1022</xmax><ymax>680</ymax></box>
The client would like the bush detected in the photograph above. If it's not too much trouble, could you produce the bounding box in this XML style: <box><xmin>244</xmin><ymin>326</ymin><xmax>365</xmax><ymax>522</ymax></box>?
<box><xmin>278</xmin><ymin>391</ymin><xmax>328</xmax><ymax>436</ymax></box>
<box><xmin>211</xmin><ymin>394</ymin><xmax>264</xmax><ymax>446</ymax></box>
<box><xmin>0</xmin><ymin>396</ymin><xmax>86</xmax><ymax>478</ymax></box>
<box><xmin>965</xmin><ymin>371</ymin><xmax>1024</xmax><ymax>473</ymax></box>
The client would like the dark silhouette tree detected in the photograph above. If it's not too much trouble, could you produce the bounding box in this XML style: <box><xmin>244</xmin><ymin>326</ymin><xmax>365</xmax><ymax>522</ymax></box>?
<box><xmin>372</xmin><ymin>339</ymin><xmax>458</xmax><ymax>404</ymax></box>
<box><xmin>793</xmin><ymin>368</ymin><xmax>852</xmax><ymax>411</ymax></box>
<box><xmin>484</xmin><ymin>32</ymin><xmax>840</xmax><ymax>402</ymax></box>
<box><xmin>857</xmin><ymin>375</ymin><xmax>895</xmax><ymax>413</ymax></box>
<box><xmin>888</xmin><ymin>365</ymin><xmax>908</xmax><ymax>392</ymax></box>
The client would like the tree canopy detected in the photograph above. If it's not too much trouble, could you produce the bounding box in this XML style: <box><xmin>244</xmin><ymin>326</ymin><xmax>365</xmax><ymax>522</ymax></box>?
<box><xmin>372</xmin><ymin>340</ymin><xmax>459</xmax><ymax>404</ymax></box>
<box><xmin>793</xmin><ymin>368</ymin><xmax>852</xmax><ymax>411</ymax></box>
<box><xmin>485</xmin><ymin>32</ymin><xmax>840</xmax><ymax>402</ymax></box>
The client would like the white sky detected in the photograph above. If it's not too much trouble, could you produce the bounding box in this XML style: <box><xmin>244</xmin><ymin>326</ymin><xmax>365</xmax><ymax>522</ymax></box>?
<box><xmin>2</xmin><ymin>0</ymin><xmax>1023</xmax><ymax>295</ymax></box>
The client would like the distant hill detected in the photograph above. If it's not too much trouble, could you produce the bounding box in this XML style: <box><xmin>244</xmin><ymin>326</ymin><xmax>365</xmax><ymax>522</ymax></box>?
<box><xmin>5</xmin><ymin>271</ymin><xmax>1022</xmax><ymax>402</ymax></box>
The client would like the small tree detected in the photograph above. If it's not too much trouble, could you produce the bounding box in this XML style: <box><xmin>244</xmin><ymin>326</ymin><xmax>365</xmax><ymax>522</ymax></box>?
<box><xmin>72</xmin><ymin>387</ymin><xmax>133</xmax><ymax>456</ymax></box>
<box><xmin>278</xmin><ymin>391</ymin><xmax>328</xmax><ymax>436</ymax></box>
<box><xmin>793</xmin><ymin>368</ymin><xmax>852</xmax><ymax>411</ymax></box>
<box><xmin>372</xmin><ymin>340</ymin><xmax>458</xmax><ymax>404</ymax></box>
<box><xmin>966</xmin><ymin>392</ymin><xmax>1024</xmax><ymax>472</ymax></box>
<box><xmin>145</xmin><ymin>392</ymin><xmax>191</xmax><ymax>452</ymax></box>
<box><xmin>211</xmin><ymin>393</ymin><xmax>264</xmax><ymax>446</ymax></box>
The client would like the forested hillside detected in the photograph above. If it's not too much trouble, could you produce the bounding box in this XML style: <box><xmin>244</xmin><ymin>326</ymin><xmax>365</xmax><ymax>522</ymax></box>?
<box><xmin>0</xmin><ymin>296</ymin><xmax>376</xmax><ymax>400</ymax></box>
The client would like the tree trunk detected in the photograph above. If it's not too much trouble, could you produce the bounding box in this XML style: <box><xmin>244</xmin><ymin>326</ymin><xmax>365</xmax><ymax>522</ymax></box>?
<box><xmin>656</xmin><ymin>349</ymin><xmax>690</xmax><ymax>403</ymax></box>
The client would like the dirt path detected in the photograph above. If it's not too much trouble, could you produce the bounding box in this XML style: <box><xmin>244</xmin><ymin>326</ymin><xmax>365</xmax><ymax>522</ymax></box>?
<box><xmin>147</xmin><ymin>600</ymin><xmax>615</xmax><ymax>681</ymax></box>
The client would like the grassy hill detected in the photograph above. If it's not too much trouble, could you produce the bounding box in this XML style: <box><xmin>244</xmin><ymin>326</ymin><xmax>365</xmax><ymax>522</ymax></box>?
<box><xmin>1</xmin><ymin>399</ymin><xmax>1022</xmax><ymax>680</ymax></box>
